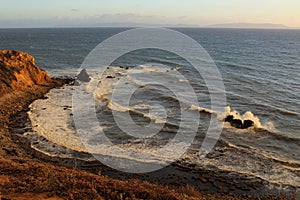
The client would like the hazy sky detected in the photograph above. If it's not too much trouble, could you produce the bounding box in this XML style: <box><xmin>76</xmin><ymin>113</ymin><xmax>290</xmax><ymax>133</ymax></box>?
<box><xmin>1</xmin><ymin>0</ymin><xmax>299</xmax><ymax>28</ymax></box>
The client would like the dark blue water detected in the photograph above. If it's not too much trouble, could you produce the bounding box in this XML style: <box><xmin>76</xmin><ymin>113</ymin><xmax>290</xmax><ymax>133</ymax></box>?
<box><xmin>1</xmin><ymin>28</ymin><xmax>298</xmax><ymax>134</ymax></box>
<box><xmin>1</xmin><ymin>28</ymin><xmax>299</xmax><ymax>189</ymax></box>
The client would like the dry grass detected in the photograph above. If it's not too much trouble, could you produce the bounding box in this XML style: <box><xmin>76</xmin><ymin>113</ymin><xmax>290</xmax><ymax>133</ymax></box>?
<box><xmin>0</xmin><ymin>158</ymin><xmax>207</xmax><ymax>200</ymax></box>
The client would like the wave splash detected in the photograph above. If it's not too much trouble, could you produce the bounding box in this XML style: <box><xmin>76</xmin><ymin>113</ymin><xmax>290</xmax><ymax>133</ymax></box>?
<box><xmin>223</xmin><ymin>106</ymin><xmax>262</xmax><ymax>129</ymax></box>
<box><xmin>88</xmin><ymin>65</ymin><xmax>271</xmax><ymax>131</ymax></box>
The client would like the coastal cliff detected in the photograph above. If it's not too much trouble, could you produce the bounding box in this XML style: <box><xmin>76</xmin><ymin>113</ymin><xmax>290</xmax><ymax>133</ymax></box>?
<box><xmin>0</xmin><ymin>51</ymin><xmax>207</xmax><ymax>200</ymax></box>
<box><xmin>0</xmin><ymin>50</ymin><xmax>52</xmax><ymax>97</ymax></box>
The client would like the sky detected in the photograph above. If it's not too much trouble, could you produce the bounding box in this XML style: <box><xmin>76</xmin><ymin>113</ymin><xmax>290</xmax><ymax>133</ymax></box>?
<box><xmin>0</xmin><ymin>0</ymin><xmax>299</xmax><ymax>28</ymax></box>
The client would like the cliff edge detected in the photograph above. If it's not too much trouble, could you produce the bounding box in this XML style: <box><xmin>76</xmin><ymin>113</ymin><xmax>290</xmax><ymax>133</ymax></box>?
<box><xmin>0</xmin><ymin>50</ymin><xmax>52</xmax><ymax>97</ymax></box>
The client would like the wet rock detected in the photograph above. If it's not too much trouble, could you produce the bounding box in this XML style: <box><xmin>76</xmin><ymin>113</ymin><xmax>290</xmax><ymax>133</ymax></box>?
<box><xmin>224</xmin><ymin>115</ymin><xmax>254</xmax><ymax>129</ymax></box>
<box><xmin>74</xmin><ymin>81</ymin><xmax>80</xmax><ymax>86</ymax></box>
<box><xmin>243</xmin><ymin>120</ymin><xmax>254</xmax><ymax>128</ymax></box>
<box><xmin>231</xmin><ymin>119</ymin><xmax>243</xmax><ymax>129</ymax></box>
<box><xmin>224</xmin><ymin>115</ymin><xmax>234</xmax><ymax>122</ymax></box>
<box><xmin>76</xmin><ymin>68</ymin><xmax>90</xmax><ymax>82</ymax></box>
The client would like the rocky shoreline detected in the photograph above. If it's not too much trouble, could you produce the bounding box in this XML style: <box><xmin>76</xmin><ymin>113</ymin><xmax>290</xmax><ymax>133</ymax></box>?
<box><xmin>9</xmin><ymin>106</ymin><xmax>298</xmax><ymax>199</ymax></box>
<box><xmin>0</xmin><ymin>50</ymin><xmax>294</xmax><ymax>199</ymax></box>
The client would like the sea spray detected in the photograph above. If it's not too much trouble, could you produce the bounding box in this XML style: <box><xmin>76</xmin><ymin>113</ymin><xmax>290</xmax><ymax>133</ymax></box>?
<box><xmin>223</xmin><ymin>106</ymin><xmax>261</xmax><ymax>128</ymax></box>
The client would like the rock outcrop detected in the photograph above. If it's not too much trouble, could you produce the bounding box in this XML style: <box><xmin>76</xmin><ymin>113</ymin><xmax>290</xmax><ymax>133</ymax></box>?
<box><xmin>224</xmin><ymin>115</ymin><xmax>254</xmax><ymax>129</ymax></box>
<box><xmin>76</xmin><ymin>68</ymin><xmax>90</xmax><ymax>82</ymax></box>
<box><xmin>0</xmin><ymin>50</ymin><xmax>52</xmax><ymax>97</ymax></box>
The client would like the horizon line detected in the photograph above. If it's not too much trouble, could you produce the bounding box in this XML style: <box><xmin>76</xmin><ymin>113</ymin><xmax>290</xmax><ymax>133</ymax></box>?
<box><xmin>0</xmin><ymin>26</ymin><xmax>299</xmax><ymax>30</ymax></box>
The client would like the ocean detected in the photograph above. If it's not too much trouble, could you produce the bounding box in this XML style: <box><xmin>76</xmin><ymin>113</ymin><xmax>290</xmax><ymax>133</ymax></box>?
<box><xmin>1</xmin><ymin>28</ymin><xmax>299</xmax><ymax>194</ymax></box>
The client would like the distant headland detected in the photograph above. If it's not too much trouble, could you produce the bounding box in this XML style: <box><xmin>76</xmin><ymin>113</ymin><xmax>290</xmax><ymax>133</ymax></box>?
<box><xmin>206</xmin><ymin>22</ymin><xmax>290</xmax><ymax>29</ymax></box>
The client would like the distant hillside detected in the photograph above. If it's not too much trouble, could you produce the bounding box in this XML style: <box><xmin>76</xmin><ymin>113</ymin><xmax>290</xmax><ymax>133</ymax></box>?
<box><xmin>207</xmin><ymin>23</ymin><xmax>289</xmax><ymax>29</ymax></box>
